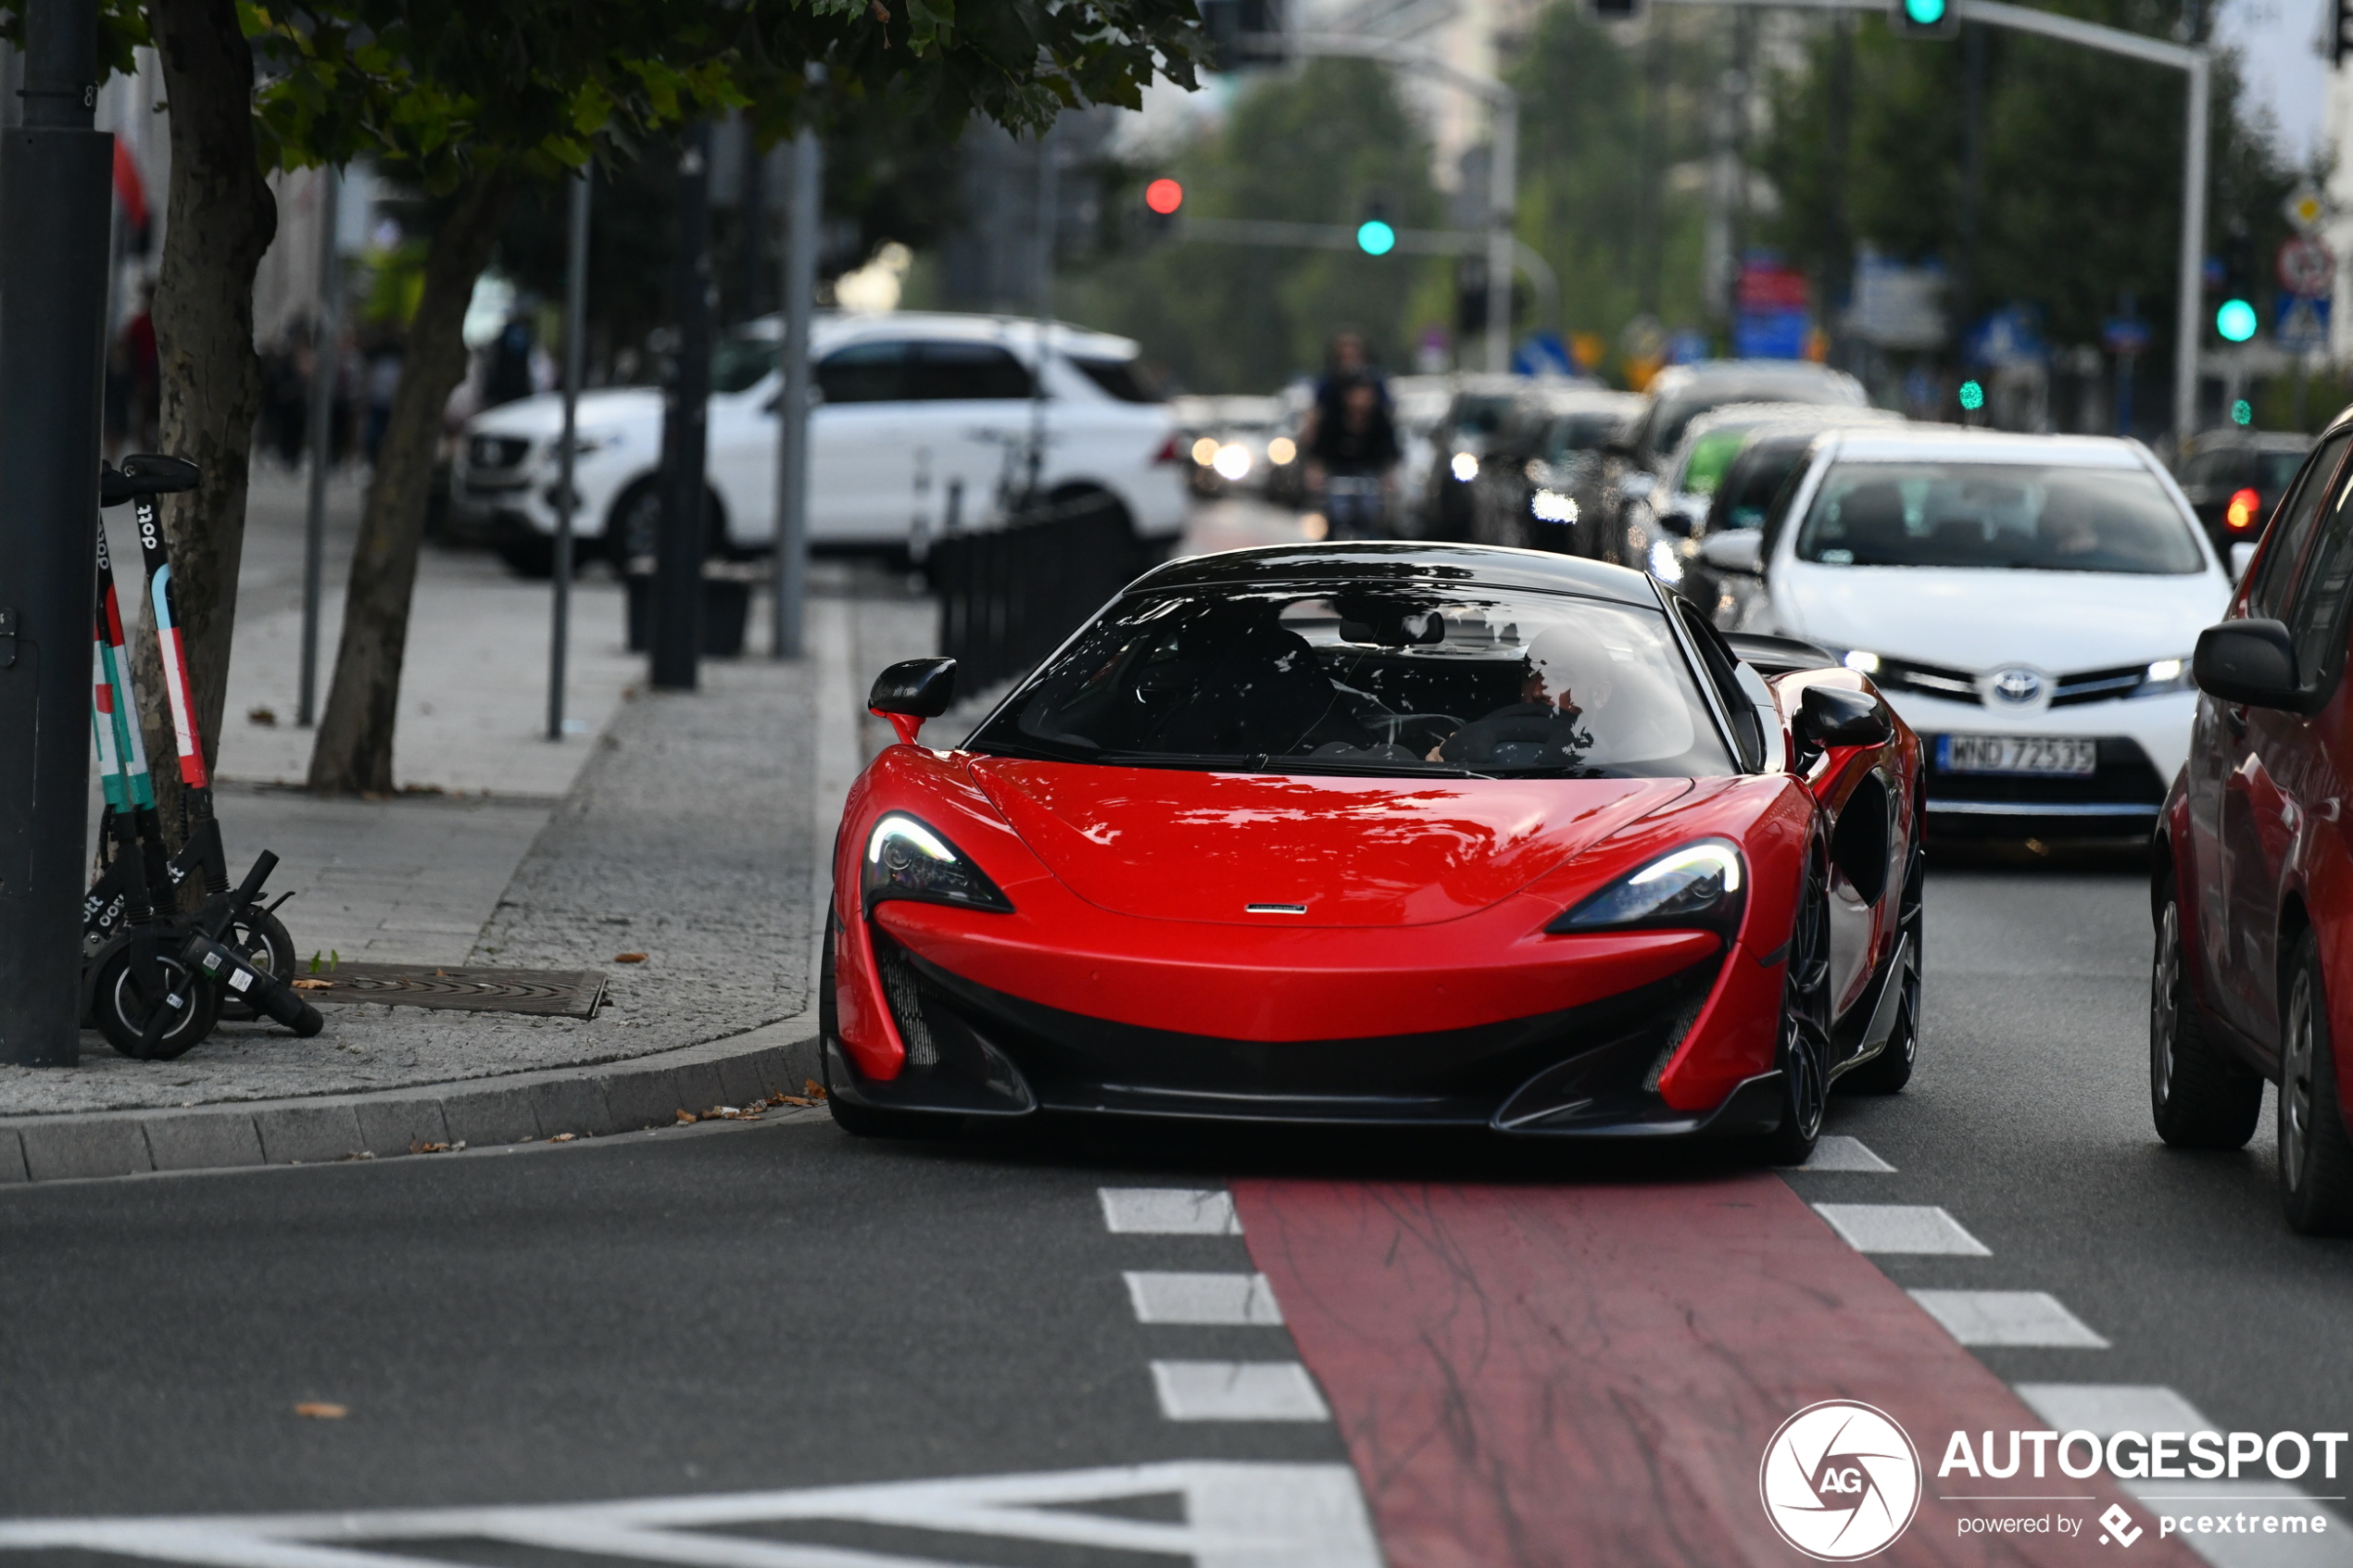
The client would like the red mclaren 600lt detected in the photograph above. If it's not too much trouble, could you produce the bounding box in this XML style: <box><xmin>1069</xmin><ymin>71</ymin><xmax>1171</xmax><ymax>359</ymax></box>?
<box><xmin>823</xmin><ymin>543</ymin><xmax>1925</xmax><ymax>1162</ymax></box>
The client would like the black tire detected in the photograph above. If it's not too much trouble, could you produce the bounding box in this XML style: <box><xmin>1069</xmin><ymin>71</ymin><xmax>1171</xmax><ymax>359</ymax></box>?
<box><xmin>1845</xmin><ymin>845</ymin><xmax>1923</xmax><ymax>1095</ymax></box>
<box><xmin>2278</xmin><ymin>933</ymin><xmax>2353</xmax><ymax>1234</ymax></box>
<box><xmin>217</xmin><ymin>909</ymin><xmax>296</xmax><ymax>1023</ymax></box>
<box><xmin>2149</xmin><ymin>875</ymin><xmax>2261</xmax><ymax>1148</ymax></box>
<box><xmin>817</xmin><ymin>910</ymin><xmax>963</xmax><ymax>1140</ymax></box>
<box><xmin>1757</xmin><ymin>847</ymin><xmax>1833</xmax><ymax>1164</ymax></box>
<box><xmin>93</xmin><ymin>944</ymin><xmax>219</xmax><ymax>1060</ymax></box>
<box><xmin>494</xmin><ymin>534</ymin><xmax>555</xmax><ymax>578</ymax></box>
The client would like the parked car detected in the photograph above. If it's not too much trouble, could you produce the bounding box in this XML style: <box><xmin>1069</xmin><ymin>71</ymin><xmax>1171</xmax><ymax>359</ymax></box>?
<box><xmin>1467</xmin><ymin>389</ymin><xmax>1645</xmax><ymax>554</ymax></box>
<box><xmin>2173</xmin><ymin>427</ymin><xmax>2314</xmax><ymax>556</ymax></box>
<box><xmin>1596</xmin><ymin>361</ymin><xmax>1870</xmax><ymax>565</ymax></box>
<box><xmin>1389</xmin><ymin>374</ymin><xmax>1463</xmax><ymax>537</ymax></box>
<box><xmin>1609</xmin><ymin>402</ymin><xmax>1904</xmax><ymax>587</ymax></box>
<box><xmin>2154</xmin><ymin>417</ymin><xmax>2353</xmax><ymax>1232</ymax></box>
<box><xmin>452</xmin><ymin>311</ymin><xmax>1189</xmax><ymax>574</ymax></box>
<box><xmin>1693</xmin><ymin>427</ymin><xmax>2231</xmax><ymax>836</ymax></box>
<box><xmin>1422</xmin><ymin>375</ymin><xmax>1534</xmax><ymax>542</ymax></box>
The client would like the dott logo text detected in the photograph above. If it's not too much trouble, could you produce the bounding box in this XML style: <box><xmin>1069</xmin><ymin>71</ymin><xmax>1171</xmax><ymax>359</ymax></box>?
<box><xmin>1761</xmin><ymin>1401</ymin><xmax>1924</xmax><ymax>1561</ymax></box>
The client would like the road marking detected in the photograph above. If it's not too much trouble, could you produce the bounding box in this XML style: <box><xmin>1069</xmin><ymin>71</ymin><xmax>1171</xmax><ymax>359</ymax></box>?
<box><xmin>0</xmin><ymin>1461</ymin><xmax>1380</xmax><ymax>1567</ymax></box>
<box><xmin>1814</xmin><ymin>1202</ymin><xmax>1992</xmax><ymax>1254</ymax></box>
<box><xmin>2016</xmin><ymin>1385</ymin><xmax>2353</xmax><ymax>1567</ymax></box>
<box><xmin>1126</xmin><ymin>1271</ymin><xmax>1284</xmax><ymax>1325</ymax></box>
<box><xmin>1779</xmin><ymin>1134</ymin><xmax>1895</xmax><ymax>1172</ymax></box>
<box><xmin>1100</xmin><ymin>1187</ymin><xmax>1240</xmax><ymax>1236</ymax></box>
<box><xmin>1910</xmin><ymin>1289</ymin><xmax>2109</xmax><ymax>1348</ymax></box>
<box><xmin>1151</xmin><ymin>1360</ymin><xmax>1331</xmax><ymax>1422</ymax></box>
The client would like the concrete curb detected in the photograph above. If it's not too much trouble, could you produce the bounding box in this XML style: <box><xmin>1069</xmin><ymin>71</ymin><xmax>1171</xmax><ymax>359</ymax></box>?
<box><xmin>0</xmin><ymin>1018</ymin><xmax>824</xmax><ymax>1185</ymax></box>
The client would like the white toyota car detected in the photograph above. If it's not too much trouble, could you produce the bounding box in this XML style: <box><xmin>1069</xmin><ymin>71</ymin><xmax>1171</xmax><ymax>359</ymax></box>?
<box><xmin>1698</xmin><ymin>427</ymin><xmax>2233</xmax><ymax>834</ymax></box>
<box><xmin>452</xmin><ymin>311</ymin><xmax>1189</xmax><ymax>573</ymax></box>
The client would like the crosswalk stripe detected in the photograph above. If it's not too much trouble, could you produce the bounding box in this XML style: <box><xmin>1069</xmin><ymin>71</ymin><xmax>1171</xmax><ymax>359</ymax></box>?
<box><xmin>1151</xmin><ymin>1361</ymin><xmax>1330</xmax><ymax>1422</ymax></box>
<box><xmin>1099</xmin><ymin>1187</ymin><xmax>1240</xmax><ymax>1236</ymax></box>
<box><xmin>1815</xmin><ymin>1202</ymin><xmax>1992</xmax><ymax>1255</ymax></box>
<box><xmin>1125</xmin><ymin>1271</ymin><xmax>1284</xmax><ymax>1325</ymax></box>
<box><xmin>1910</xmin><ymin>1289</ymin><xmax>2109</xmax><ymax>1348</ymax></box>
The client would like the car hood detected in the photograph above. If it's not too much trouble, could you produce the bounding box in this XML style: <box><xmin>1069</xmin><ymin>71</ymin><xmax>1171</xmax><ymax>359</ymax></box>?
<box><xmin>1776</xmin><ymin>563</ymin><xmax>2230</xmax><ymax>671</ymax></box>
<box><xmin>467</xmin><ymin>386</ymin><xmax>663</xmax><ymax>440</ymax></box>
<box><xmin>967</xmin><ymin>759</ymin><xmax>1693</xmax><ymax>927</ymax></box>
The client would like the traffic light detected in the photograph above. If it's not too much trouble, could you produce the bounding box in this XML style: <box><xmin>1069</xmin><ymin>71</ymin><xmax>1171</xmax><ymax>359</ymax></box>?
<box><xmin>2215</xmin><ymin>225</ymin><xmax>2259</xmax><ymax>344</ymax></box>
<box><xmin>1356</xmin><ymin>195</ymin><xmax>1395</xmax><ymax>257</ymax></box>
<box><xmin>1892</xmin><ymin>0</ymin><xmax>1958</xmax><ymax>39</ymax></box>
<box><xmin>1144</xmin><ymin>177</ymin><xmax>1184</xmax><ymax>234</ymax></box>
<box><xmin>1201</xmin><ymin>0</ymin><xmax>1282</xmax><ymax>69</ymax></box>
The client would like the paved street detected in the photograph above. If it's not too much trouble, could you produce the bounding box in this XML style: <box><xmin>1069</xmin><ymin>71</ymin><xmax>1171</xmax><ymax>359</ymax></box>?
<box><xmin>4</xmin><ymin>841</ymin><xmax>2347</xmax><ymax>1565</ymax></box>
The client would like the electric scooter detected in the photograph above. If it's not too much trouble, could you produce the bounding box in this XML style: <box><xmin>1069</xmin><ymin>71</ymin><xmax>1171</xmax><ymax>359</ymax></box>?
<box><xmin>82</xmin><ymin>457</ymin><xmax>322</xmax><ymax>1054</ymax></box>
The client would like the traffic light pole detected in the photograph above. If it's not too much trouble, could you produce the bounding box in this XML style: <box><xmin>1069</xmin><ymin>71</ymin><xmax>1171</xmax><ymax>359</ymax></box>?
<box><xmin>1240</xmin><ymin>33</ymin><xmax>1518</xmax><ymax>374</ymax></box>
<box><xmin>1655</xmin><ymin>0</ymin><xmax>2208</xmax><ymax>442</ymax></box>
<box><xmin>0</xmin><ymin>0</ymin><xmax>110</xmax><ymax>1066</ymax></box>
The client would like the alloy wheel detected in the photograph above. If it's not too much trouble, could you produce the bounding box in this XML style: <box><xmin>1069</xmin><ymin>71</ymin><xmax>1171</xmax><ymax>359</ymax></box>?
<box><xmin>1781</xmin><ymin>853</ymin><xmax>1834</xmax><ymax>1145</ymax></box>
<box><xmin>2283</xmin><ymin>967</ymin><xmax>2317</xmax><ymax>1195</ymax></box>
<box><xmin>2151</xmin><ymin>901</ymin><xmax>2183</xmax><ymax>1110</ymax></box>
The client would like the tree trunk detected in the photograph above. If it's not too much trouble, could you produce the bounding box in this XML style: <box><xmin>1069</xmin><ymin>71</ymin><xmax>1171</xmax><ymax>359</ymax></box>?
<box><xmin>307</xmin><ymin>169</ymin><xmax>516</xmax><ymax>795</ymax></box>
<box><xmin>134</xmin><ymin>0</ymin><xmax>277</xmax><ymax>843</ymax></box>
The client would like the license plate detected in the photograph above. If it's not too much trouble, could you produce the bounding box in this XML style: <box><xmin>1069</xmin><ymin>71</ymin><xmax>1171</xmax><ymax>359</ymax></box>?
<box><xmin>1937</xmin><ymin>734</ymin><xmax>2099</xmax><ymax>776</ymax></box>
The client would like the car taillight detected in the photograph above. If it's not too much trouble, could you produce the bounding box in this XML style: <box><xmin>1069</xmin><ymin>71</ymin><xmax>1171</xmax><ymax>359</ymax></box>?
<box><xmin>1152</xmin><ymin>435</ymin><xmax>1182</xmax><ymax>465</ymax></box>
<box><xmin>2226</xmin><ymin>487</ymin><xmax>2261</xmax><ymax>532</ymax></box>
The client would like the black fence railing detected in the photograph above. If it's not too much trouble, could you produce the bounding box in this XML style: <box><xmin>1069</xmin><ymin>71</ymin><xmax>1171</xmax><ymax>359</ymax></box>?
<box><xmin>931</xmin><ymin>499</ymin><xmax>1160</xmax><ymax>692</ymax></box>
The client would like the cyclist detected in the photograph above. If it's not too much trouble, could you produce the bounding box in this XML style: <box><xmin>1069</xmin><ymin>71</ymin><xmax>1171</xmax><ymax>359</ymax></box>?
<box><xmin>1306</xmin><ymin>371</ymin><xmax>1401</xmax><ymax>540</ymax></box>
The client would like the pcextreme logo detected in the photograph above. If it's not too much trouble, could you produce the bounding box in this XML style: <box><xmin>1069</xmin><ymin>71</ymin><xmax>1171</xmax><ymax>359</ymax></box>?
<box><xmin>1760</xmin><ymin>1400</ymin><xmax>1925</xmax><ymax>1561</ymax></box>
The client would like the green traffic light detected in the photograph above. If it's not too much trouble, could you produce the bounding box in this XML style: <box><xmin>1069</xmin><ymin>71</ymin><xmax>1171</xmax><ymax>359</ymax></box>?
<box><xmin>2216</xmin><ymin>298</ymin><xmax>2259</xmax><ymax>343</ymax></box>
<box><xmin>1356</xmin><ymin>220</ymin><xmax>1396</xmax><ymax>257</ymax></box>
<box><xmin>2233</xmin><ymin>399</ymin><xmax>2254</xmax><ymax>426</ymax></box>
<box><xmin>1903</xmin><ymin>0</ymin><xmax>1947</xmax><ymax>24</ymax></box>
<box><xmin>1958</xmin><ymin>380</ymin><xmax>1984</xmax><ymax>411</ymax></box>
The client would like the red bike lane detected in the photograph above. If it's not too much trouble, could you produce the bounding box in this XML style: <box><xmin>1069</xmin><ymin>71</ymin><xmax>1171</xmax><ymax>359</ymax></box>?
<box><xmin>1234</xmin><ymin>1172</ymin><xmax>2199</xmax><ymax>1568</ymax></box>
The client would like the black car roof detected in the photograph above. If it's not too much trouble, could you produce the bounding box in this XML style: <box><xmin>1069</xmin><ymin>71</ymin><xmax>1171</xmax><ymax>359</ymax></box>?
<box><xmin>1131</xmin><ymin>542</ymin><xmax>1663</xmax><ymax>607</ymax></box>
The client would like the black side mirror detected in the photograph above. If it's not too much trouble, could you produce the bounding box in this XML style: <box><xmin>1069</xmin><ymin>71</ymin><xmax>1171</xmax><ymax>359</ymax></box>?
<box><xmin>1656</xmin><ymin>509</ymin><xmax>1696</xmax><ymax>539</ymax></box>
<box><xmin>869</xmin><ymin>657</ymin><xmax>957</xmax><ymax>719</ymax></box>
<box><xmin>1793</xmin><ymin>684</ymin><xmax>1891</xmax><ymax>769</ymax></box>
<box><xmin>2194</xmin><ymin>619</ymin><xmax>2303</xmax><ymax>709</ymax></box>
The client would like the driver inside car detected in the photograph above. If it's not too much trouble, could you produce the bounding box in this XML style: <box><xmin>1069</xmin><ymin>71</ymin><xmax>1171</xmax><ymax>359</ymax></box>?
<box><xmin>1430</xmin><ymin>627</ymin><xmax>1604</xmax><ymax>770</ymax></box>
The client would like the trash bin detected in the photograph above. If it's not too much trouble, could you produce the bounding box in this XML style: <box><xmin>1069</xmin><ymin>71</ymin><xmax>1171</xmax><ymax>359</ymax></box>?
<box><xmin>623</xmin><ymin>557</ymin><xmax>760</xmax><ymax>657</ymax></box>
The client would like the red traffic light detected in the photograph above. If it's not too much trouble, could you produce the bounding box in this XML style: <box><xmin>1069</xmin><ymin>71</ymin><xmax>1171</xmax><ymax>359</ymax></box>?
<box><xmin>2227</xmin><ymin>488</ymin><xmax>2262</xmax><ymax>532</ymax></box>
<box><xmin>1145</xmin><ymin>178</ymin><xmax>1185</xmax><ymax>216</ymax></box>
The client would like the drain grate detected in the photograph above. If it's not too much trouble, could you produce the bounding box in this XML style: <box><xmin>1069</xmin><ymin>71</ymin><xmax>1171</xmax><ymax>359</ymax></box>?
<box><xmin>295</xmin><ymin>964</ymin><xmax>606</xmax><ymax>1019</ymax></box>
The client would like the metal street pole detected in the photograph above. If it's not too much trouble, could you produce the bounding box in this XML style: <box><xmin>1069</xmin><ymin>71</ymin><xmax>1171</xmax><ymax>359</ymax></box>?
<box><xmin>297</xmin><ymin>166</ymin><xmax>341</xmax><ymax>728</ymax></box>
<box><xmin>653</xmin><ymin>122</ymin><xmax>713</xmax><ymax>691</ymax></box>
<box><xmin>0</xmin><ymin>0</ymin><xmax>111</xmax><ymax>1065</ymax></box>
<box><xmin>548</xmin><ymin>167</ymin><xmax>590</xmax><ymax>738</ymax></box>
<box><xmin>771</xmin><ymin>124</ymin><xmax>821</xmax><ymax>659</ymax></box>
<box><xmin>1028</xmin><ymin>125</ymin><xmax>1058</xmax><ymax>505</ymax></box>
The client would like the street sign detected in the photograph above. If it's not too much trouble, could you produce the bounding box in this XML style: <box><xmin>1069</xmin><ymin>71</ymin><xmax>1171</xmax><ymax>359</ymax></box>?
<box><xmin>2286</xmin><ymin>186</ymin><xmax>2327</xmax><ymax>233</ymax></box>
<box><xmin>2278</xmin><ymin>234</ymin><xmax>2336</xmax><ymax>298</ymax></box>
<box><xmin>2102</xmin><ymin>317</ymin><xmax>2152</xmax><ymax>355</ymax></box>
<box><xmin>2279</xmin><ymin>295</ymin><xmax>2332</xmax><ymax>353</ymax></box>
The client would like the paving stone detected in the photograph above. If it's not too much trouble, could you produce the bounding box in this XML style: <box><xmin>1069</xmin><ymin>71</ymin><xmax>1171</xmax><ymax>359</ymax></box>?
<box><xmin>354</xmin><ymin>1098</ymin><xmax>450</xmax><ymax>1158</ymax></box>
<box><xmin>716</xmin><ymin>1051</ymin><xmax>773</xmax><ymax>1109</ymax></box>
<box><xmin>257</xmin><ymin>1104</ymin><xmax>368</xmax><ymax>1164</ymax></box>
<box><xmin>438</xmin><ymin>1085</ymin><xmax>541</xmax><ymax>1147</ymax></box>
<box><xmin>601</xmin><ymin>1065</ymin><xmax>685</xmax><ymax>1131</ymax></box>
<box><xmin>673</xmin><ymin>1060</ymin><xmax>728</xmax><ymax>1116</ymax></box>
<box><xmin>142</xmin><ymin>1111</ymin><xmax>266</xmax><ymax>1171</ymax></box>
<box><xmin>20</xmin><ymin>1119</ymin><xmax>151</xmax><ymax>1181</ymax></box>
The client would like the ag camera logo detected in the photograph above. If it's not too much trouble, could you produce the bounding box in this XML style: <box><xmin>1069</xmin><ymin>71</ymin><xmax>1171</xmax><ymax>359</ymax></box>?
<box><xmin>1760</xmin><ymin>1400</ymin><xmax>1923</xmax><ymax>1560</ymax></box>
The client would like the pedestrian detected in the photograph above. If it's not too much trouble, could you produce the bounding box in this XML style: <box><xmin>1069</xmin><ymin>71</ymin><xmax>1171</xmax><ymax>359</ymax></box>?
<box><xmin>1306</xmin><ymin>372</ymin><xmax>1401</xmax><ymax>540</ymax></box>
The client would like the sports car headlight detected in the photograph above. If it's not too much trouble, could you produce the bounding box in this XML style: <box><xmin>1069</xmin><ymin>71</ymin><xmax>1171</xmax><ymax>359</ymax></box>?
<box><xmin>862</xmin><ymin>814</ymin><xmax>1013</xmax><ymax>914</ymax></box>
<box><xmin>1547</xmin><ymin>840</ymin><xmax>1745</xmax><ymax>935</ymax></box>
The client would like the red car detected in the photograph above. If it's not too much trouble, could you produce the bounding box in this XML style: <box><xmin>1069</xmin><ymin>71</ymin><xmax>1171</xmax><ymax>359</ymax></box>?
<box><xmin>822</xmin><ymin>543</ymin><xmax>1926</xmax><ymax>1163</ymax></box>
<box><xmin>2156</xmin><ymin>418</ymin><xmax>2353</xmax><ymax>1232</ymax></box>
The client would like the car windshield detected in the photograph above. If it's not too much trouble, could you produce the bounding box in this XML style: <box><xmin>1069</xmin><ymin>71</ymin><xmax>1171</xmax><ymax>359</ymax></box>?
<box><xmin>1545</xmin><ymin>412</ymin><xmax>1624</xmax><ymax>459</ymax></box>
<box><xmin>1714</xmin><ymin>439</ymin><xmax>1813</xmax><ymax>531</ymax></box>
<box><xmin>969</xmin><ymin>585</ymin><xmax>1734</xmax><ymax>780</ymax></box>
<box><xmin>1674</xmin><ymin>429</ymin><xmax>1752</xmax><ymax>496</ymax></box>
<box><xmin>1451</xmin><ymin>395</ymin><xmax>1516</xmax><ymax>439</ymax></box>
<box><xmin>711</xmin><ymin>330</ymin><xmax>775</xmax><ymax>395</ymax></box>
<box><xmin>1653</xmin><ymin>379</ymin><xmax>1857</xmax><ymax>454</ymax></box>
<box><xmin>1794</xmin><ymin>461</ymin><xmax>2206</xmax><ymax>574</ymax></box>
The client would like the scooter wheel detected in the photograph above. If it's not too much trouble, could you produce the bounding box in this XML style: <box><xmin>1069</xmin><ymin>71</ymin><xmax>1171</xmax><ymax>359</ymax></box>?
<box><xmin>93</xmin><ymin>947</ymin><xmax>220</xmax><ymax>1060</ymax></box>
<box><xmin>218</xmin><ymin>909</ymin><xmax>296</xmax><ymax>1023</ymax></box>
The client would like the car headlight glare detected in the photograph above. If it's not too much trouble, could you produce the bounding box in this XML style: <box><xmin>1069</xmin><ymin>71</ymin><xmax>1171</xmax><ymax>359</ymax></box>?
<box><xmin>1531</xmin><ymin>489</ymin><xmax>1579</xmax><ymax>523</ymax></box>
<box><xmin>2139</xmin><ymin>656</ymin><xmax>2194</xmax><ymax>696</ymax></box>
<box><xmin>862</xmin><ymin>813</ymin><xmax>1013</xmax><ymax>914</ymax></box>
<box><xmin>1842</xmin><ymin>649</ymin><xmax>1881</xmax><ymax>674</ymax></box>
<box><xmin>1451</xmin><ymin>452</ymin><xmax>1479</xmax><ymax>483</ymax></box>
<box><xmin>1548</xmin><ymin>840</ymin><xmax>1746</xmax><ymax>935</ymax></box>
<box><xmin>1648</xmin><ymin>537</ymin><xmax>1685</xmax><ymax>585</ymax></box>
<box><xmin>1266</xmin><ymin>436</ymin><xmax>1297</xmax><ymax>466</ymax></box>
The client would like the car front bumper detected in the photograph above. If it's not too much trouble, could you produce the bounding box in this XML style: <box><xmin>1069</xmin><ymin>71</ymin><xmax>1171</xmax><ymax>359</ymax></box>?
<box><xmin>1885</xmin><ymin>687</ymin><xmax>2194</xmax><ymax>832</ymax></box>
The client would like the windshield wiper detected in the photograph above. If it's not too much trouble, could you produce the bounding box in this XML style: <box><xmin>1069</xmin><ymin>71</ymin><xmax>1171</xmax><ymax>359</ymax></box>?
<box><xmin>1253</xmin><ymin>756</ymin><xmax>1495</xmax><ymax>780</ymax></box>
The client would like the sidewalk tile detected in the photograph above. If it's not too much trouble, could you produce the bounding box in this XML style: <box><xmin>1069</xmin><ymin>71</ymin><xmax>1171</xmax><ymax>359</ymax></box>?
<box><xmin>354</xmin><ymin>1098</ymin><xmax>451</xmax><ymax>1157</ymax></box>
<box><xmin>258</xmin><ymin>1104</ymin><xmax>366</xmax><ymax>1164</ymax></box>
<box><xmin>21</xmin><ymin>1120</ymin><xmax>151</xmax><ymax>1181</ymax></box>
<box><xmin>439</xmin><ymin>1085</ymin><xmax>542</xmax><ymax>1147</ymax></box>
<box><xmin>143</xmin><ymin>1111</ymin><xmax>265</xmax><ymax>1171</ymax></box>
<box><xmin>528</xmin><ymin>1078</ymin><xmax>614</xmax><ymax>1139</ymax></box>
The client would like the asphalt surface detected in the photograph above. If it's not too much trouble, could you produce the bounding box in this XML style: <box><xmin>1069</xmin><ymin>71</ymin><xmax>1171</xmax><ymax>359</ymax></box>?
<box><xmin>4</xmin><ymin>845</ymin><xmax>2351</xmax><ymax>1565</ymax></box>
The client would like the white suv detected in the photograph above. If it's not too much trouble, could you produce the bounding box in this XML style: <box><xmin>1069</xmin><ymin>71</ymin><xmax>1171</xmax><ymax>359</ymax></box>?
<box><xmin>452</xmin><ymin>310</ymin><xmax>1189</xmax><ymax>572</ymax></box>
